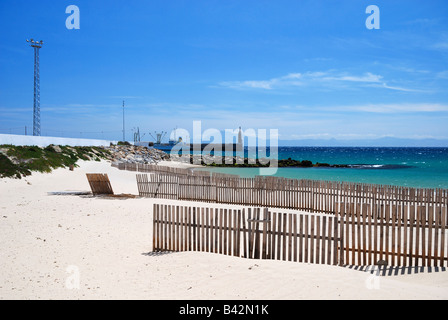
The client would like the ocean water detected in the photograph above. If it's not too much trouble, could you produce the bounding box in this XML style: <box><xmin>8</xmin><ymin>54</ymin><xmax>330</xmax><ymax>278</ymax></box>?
<box><xmin>196</xmin><ymin>147</ymin><xmax>448</xmax><ymax>189</ymax></box>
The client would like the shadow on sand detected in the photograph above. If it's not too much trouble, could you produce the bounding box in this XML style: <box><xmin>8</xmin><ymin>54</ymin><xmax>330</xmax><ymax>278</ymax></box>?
<box><xmin>343</xmin><ymin>264</ymin><xmax>447</xmax><ymax>277</ymax></box>
<box><xmin>141</xmin><ymin>251</ymin><xmax>176</xmax><ymax>257</ymax></box>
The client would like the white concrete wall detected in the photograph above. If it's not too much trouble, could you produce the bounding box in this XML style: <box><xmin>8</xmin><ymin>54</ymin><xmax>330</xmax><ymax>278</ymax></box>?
<box><xmin>0</xmin><ymin>134</ymin><xmax>118</xmax><ymax>147</ymax></box>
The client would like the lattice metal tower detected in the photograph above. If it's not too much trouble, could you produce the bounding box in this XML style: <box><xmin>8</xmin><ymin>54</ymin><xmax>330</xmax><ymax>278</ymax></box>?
<box><xmin>26</xmin><ymin>39</ymin><xmax>44</xmax><ymax>136</ymax></box>
<box><xmin>122</xmin><ymin>100</ymin><xmax>125</xmax><ymax>142</ymax></box>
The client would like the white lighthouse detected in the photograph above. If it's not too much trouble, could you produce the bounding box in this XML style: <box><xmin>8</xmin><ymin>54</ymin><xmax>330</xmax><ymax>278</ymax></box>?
<box><xmin>237</xmin><ymin>127</ymin><xmax>243</xmax><ymax>152</ymax></box>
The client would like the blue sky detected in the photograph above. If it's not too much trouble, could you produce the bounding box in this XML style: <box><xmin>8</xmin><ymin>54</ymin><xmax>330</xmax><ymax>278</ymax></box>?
<box><xmin>1</xmin><ymin>0</ymin><xmax>448</xmax><ymax>143</ymax></box>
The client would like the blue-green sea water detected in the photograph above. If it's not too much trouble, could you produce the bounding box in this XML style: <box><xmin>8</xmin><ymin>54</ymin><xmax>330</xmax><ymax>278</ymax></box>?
<box><xmin>197</xmin><ymin>147</ymin><xmax>448</xmax><ymax>189</ymax></box>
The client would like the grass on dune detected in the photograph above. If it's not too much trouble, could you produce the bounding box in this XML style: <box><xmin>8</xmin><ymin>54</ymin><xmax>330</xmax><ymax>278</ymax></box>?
<box><xmin>0</xmin><ymin>145</ymin><xmax>111</xmax><ymax>179</ymax></box>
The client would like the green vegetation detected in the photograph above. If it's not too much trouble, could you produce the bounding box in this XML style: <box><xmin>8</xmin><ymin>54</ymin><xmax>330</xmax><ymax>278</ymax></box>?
<box><xmin>278</xmin><ymin>158</ymin><xmax>314</xmax><ymax>168</ymax></box>
<box><xmin>0</xmin><ymin>145</ymin><xmax>111</xmax><ymax>179</ymax></box>
<box><xmin>0</xmin><ymin>153</ymin><xmax>30</xmax><ymax>179</ymax></box>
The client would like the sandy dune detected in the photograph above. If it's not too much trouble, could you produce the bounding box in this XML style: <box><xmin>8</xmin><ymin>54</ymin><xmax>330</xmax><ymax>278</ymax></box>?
<box><xmin>0</xmin><ymin>160</ymin><xmax>447</xmax><ymax>300</ymax></box>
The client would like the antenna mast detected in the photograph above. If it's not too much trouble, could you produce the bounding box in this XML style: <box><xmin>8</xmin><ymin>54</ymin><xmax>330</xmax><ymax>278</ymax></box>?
<box><xmin>26</xmin><ymin>39</ymin><xmax>44</xmax><ymax>136</ymax></box>
<box><xmin>122</xmin><ymin>100</ymin><xmax>125</xmax><ymax>142</ymax></box>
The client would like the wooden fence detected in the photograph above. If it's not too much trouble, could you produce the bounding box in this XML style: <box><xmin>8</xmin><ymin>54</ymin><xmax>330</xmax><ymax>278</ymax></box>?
<box><xmin>152</xmin><ymin>204</ymin><xmax>339</xmax><ymax>265</ymax></box>
<box><xmin>152</xmin><ymin>203</ymin><xmax>448</xmax><ymax>267</ymax></box>
<box><xmin>113</xmin><ymin>162</ymin><xmax>194</xmax><ymax>175</ymax></box>
<box><xmin>113</xmin><ymin>162</ymin><xmax>239</xmax><ymax>178</ymax></box>
<box><xmin>138</xmin><ymin>173</ymin><xmax>448</xmax><ymax>214</ymax></box>
<box><xmin>136</xmin><ymin>174</ymin><xmax>179</xmax><ymax>199</ymax></box>
<box><xmin>337</xmin><ymin>202</ymin><xmax>448</xmax><ymax>267</ymax></box>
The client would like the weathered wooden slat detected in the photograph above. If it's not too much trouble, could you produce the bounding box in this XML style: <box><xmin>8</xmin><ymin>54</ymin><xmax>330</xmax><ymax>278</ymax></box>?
<box><xmin>322</xmin><ymin>215</ymin><xmax>327</xmax><ymax>265</ymax></box>
<box><xmin>408</xmin><ymin>205</ymin><xmax>415</xmax><ymax>266</ymax></box>
<box><xmin>282</xmin><ymin>213</ymin><xmax>287</xmax><ymax>261</ymax></box>
<box><xmin>223</xmin><ymin>209</ymin><xmax>228</xmax><ymax>256</ymax></box>
<box><xmin>180</xmin><ymin>206</ymin><xmax>185</xmax><ymax>252</ymax></box>
<box><xmin>187</xmin><ymin>206</ymin><xmax>192</xmax><ymax>252</ymax></box>
<box><xmin>315</xmin><ymin>215</ymin><xmax>320</xmax><ymax>264</ymax></box>
<box><xmin>332</xmin><ymin>211</ymin><xmax>338</xmax><ymax>265</ymax></box>
<box><xmin>349</xmin><ymin>203</ymin><xmax>355</xmax><ymax>265</ymax></box>
<box><xmin>441</xmin><ymin>206</ymin><xmax>446</xmax><ymax>267</ymax></box>
<box><xmin>434</xmin><ymin>206</ymin><xmax>440</xmax><ymax>267</ymax></box>
<box><xmin>288</xmin><ymin>213</ymin><xmax>293</xmax><ymax>262</ymax></box>
<box><xmin>242</xmin><ymin>208</ymin><xmax>247</xmax><ymax>259</ymax></box>
<box><xmin>356</xmin><ymin>203</ymin><xmax>362</xmax><ymax>265</ymax></box>
<box><xmin>345</xmin><ymin>203</ymin><xmax>350</xmax><ymax>265</ymax></box>
<box><xmin>163</xmin><ymin>205</ymin><xmax>168</xmax><ymax>251</ymax></box>
<box><xmin>266</xmin><ymin>210</ymin><xmax>272</xmax><ymax>259</ymax></box>
<box><xmin>362</xmin><ymin>203</ymin><xmax>367</xmax><ymax>265</ymax></box>
<box><xmin>429</xmin><ymin>205</ymin><xmax>436</xmax><ymax>266</ymax></box>
<box><xmin>168</xmin><ymin>205</ymin><xmax>172</xmax><ymax>252</ymax></box>
<box><xmin>153</xmin><ymin>203</ymin><xmax>158</xmax><ymax>251</ymax></box>
<box><xmin>304</xmin><ymin>214</ymin><xmax>309</xmax><ymax>263</ymax></box>
<box><xmin>275</xmin><ymin>211</ymin><xmax>281</xmax><ymax>261</ymax></box>
<box><xmin>391</xmin><ymin>204</ymin><xmax>396</xmax><ymax>266</ymax></box>
<box><xmin>219</xmin><ymin>208</ymin><xmax>224</xmax><ymax>255</ymax></box>
<box><xmin>236</xmin><ymin>209</ymin><xmax>241</xmax><ymax>257</ymax></box>
<box><xmin>262</xmin><ymin>208</ymin><xmax>269</xmax><ymax>260</ymax></box>
<box><xmin>328</xmin><ymin>215</ymin><xmax>333</xmax><ymax>265</ymax></box>
<box><xmin>402</xmin><ymin>205</ymin><xmax>408</xmax><ymax>267</ymax></box>
<box><xmin>228</xmin><ymin>208</ymin><xmax>233</xmax><ymax>256</ymax></box>
<box><xmin>421</xmin><ymin>206</ymin><xmax>426</xmax><ymax>267</ymax></box>
<box><xmin>367</xmin><ymin>204</ymin><xmax>372</xmax><ymax>266</ymax></box>
<box><xmin>299</xmin><ymin>214</ymin><xmax>304</xmax><ymax>263</ymax></box>
<box><xmin>293</xmin><ymin>214</ymin><xmax>298</xmax><ymax>263</ymax></box>
<box><xmin>86</xmin><ymin>173</ymin><xmax>114</xmax><ymax>195</ymax></box>
<box><xmin>385</xmin><ymin>204</ymin><xmax>390</xmax><ymax>265</ymax></box>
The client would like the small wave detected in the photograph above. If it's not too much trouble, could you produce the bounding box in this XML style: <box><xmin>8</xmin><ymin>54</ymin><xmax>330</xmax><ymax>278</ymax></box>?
<box><xmin>348</xmin><ymin>164</ymin><xmax>413</xmax><ymax>170</ymax></box>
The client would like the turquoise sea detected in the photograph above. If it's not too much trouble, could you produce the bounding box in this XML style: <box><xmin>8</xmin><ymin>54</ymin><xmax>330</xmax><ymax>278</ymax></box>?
<box><xmin>197</xmin><ymin>147</ymin><xmax>448</xmax><ymax>189</ymax></box>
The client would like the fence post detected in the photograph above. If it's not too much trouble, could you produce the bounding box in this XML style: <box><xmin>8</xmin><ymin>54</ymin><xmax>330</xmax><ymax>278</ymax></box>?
<box><xmin>336</xmin><ymin>201</ymin><xmax>345</xmax><ymax>266</ymax></box>
<box><xmin>334</xmin><ymin>203</ymin><xmax>340</xmax><ymax>266</ymax></box>
<box><xmin>153</xmin><ymin>203</ymin><xmax>158</xmax><ymax>251</ymax></box>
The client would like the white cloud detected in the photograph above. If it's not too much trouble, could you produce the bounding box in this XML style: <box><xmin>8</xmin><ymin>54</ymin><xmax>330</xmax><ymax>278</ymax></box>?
<box><xmin>323</xmin><ymin>72</ymin><xmax>382</xmax><ymax>83</ymax></box>
<box><xmin>219</xmin><ymin>73</ymin><xmax>303</xmax><ymax>90</ymax></box>
<box><xmin>238</xmin><ymin>80</ymin><xmax>275</xmax><ymax>90</ymax></box>
<box><xmin>219</xmin><ymin>80</ymin><xmax>275</xmax><ymax>90</ymax></box>
<box><xmin>108</xmin><ymin>96</ymin><xmax>143</xmax><ymax>99</ymax></box>
<box><xmin>327</xmin><ymin>103</ymin><xmax>448</xmax><ymax>113</ymax></box>
<box><xmin>218</xmin><ymin>70</ymin><xmax>418</xmax><ymax>92</ymax></box>
<box><xmin>371</xmin><ymin>83</ymin><xmax>423</xmax><ymax>92</ymax></box>
<box><xmin>282</xmin><ymin>73</ymin><xmax>302</xmax><ymax>80</ymax></box>
<box><xmin>404</xmin><ymin>18</ymin><xmax>440</xmax><ymax>27</ymax></box>
<box><xmin>432</xmin><ymin>42</ymin><xmax>448</xmax><ymax>50</ymax></box>
<box><xmin>437</xmin><ymin>70</ymin><xmax>448</xmax><ymax>79</ymax></box>
<box><xmin>289</xmin><ymin>133</ymin><xmax>381</xmax><ymax>140</ymax></box>
<box><xmin>395</xmin><ymin>67</ymin><xmax>430</xmax><ymax>74</ymax></box>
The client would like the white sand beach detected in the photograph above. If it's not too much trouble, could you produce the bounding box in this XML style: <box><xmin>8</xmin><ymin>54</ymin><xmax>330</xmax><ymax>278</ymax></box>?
<box><xmin>0</xmin><ymin>160</ymin><xmax>447</xmax><ymax>300</ymax></box>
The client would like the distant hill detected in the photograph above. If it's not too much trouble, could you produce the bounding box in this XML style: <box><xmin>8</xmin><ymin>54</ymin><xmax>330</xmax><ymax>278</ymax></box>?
<box><xmin>277</xmin><ymin>137</ymin><xmax>448</xmax><ymax>148</ymax></box>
